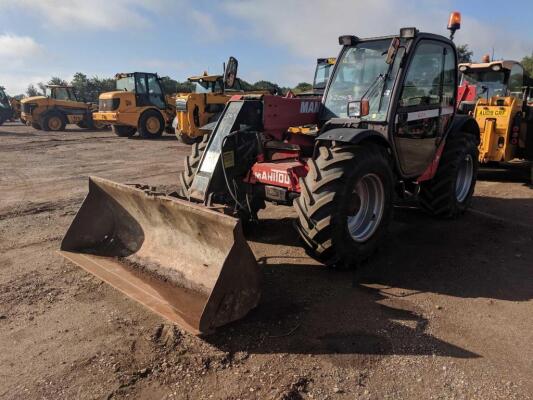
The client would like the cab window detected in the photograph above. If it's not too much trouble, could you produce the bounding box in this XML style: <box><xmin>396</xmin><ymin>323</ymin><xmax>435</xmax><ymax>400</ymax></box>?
<box><xmin>52</xmin><ymin>87</ymin><xmax>75</xmax><ymax>101</ymax></box>
<box><xmin>509</xmin><ymin>63</ymin><xmax>524</xmax><ymax>98</ymax></box>
<box><xmin>400</xmin><ymin>42</ymin><xmax>452</xmax><ymax>107</ymax></box>
<box><xmin>147</xmin><ymin>75</ymin><xmax>166</xmax><ymax>108</ymax></box>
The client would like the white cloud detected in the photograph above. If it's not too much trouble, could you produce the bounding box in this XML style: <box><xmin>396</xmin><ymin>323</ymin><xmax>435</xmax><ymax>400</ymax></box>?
<box><xmin>222</xmin><ymin>0</ymin><xmax>533</xmax><ymax>85</ymax></box>
<box><xmin>0</xmin><ymin>0</ymin><xmax>172</xmax><ymax>30</ymax></box>
<box><xmin>0</xmin><ymin>34</ymin><xmax>42</xmax><ymax>60</ymax></box>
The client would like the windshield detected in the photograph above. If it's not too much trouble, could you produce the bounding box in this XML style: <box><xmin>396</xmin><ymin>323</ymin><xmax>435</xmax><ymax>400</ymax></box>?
<box><xmin>314</xmin><ymin>62</ymin><xmax>334</xmax><ymax>89</ymax></box>
<box><xmin>47</xmin><ymin>87</ymin><xmax>76</xmax><ymax>101</ymax></box>
<box><xmin>460</xmin><ymin>69</ymin><xmax>508</xmax><ymax>99</ymax></box>
<box><xmin>116</xmin><ymin>76</ymin><xmax>135</xmax><ymax>91</ymax></box>
<box><xmin>323</xmin><ymin>39</ymin><xmax>401</xmax><ymax>121</ymax></box>
<box><xmin>193</xmin><ymin>79</ymin><xmax>223</xmax><ymax>94</ymax></box>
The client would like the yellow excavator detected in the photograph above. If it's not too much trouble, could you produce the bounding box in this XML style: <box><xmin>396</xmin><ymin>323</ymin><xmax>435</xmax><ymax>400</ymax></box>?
<box><xmin>458</xmin><ymin>58</ymin><xmax>533</xmax><ymax>182</ymax></box>
<box><xmin>93</xmin><ymin>72</ymin><xmax>176</xmax><ymax>139</ymax></box>
<box><xmin>20</xmin><ymin>85</ymin><xmax>106</xmax><ymax>131</ymax></box>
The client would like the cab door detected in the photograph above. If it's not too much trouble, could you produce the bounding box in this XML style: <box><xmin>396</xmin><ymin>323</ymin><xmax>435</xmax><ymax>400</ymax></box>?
<box><xmin>135</xmin><ymin>73</ymin><xmax>150</xmax><ymax>107</ymax></box>
<box><xmin>393</xmin><ymin>40</ymin><xmax>456</xmax><ymax>176</ymax></box>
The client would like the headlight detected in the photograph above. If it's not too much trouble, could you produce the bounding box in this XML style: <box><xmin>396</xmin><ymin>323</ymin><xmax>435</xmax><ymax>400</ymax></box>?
<box><xmin>99</xmin><ymin>98</ymin><xmax>120</xmax><ymax>111</ymax></box>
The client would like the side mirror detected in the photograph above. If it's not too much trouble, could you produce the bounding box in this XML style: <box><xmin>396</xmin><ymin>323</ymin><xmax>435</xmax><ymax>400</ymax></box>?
<box><xmin>385</xmin><ymin>37</ymin><xmax>400</xmax><ymax>65</ymax></box>
<box><xmin>224</xmin><ymin>56</ymin><xmax>238</xmax><ymax>89</ymax></box>
<box><xmin>347</xmin><ymin>99</ymin><xmax>369</xmax><ymax>118</ymax></box>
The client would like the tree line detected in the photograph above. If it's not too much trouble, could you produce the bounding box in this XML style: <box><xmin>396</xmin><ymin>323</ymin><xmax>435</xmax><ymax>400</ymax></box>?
<box><xmin>23</xmin><ymin>73</ymin><xmax>313</xmax><ymax>103</ymax></box>
<box><xmin>18</xmin><ymin>46</ymin><xmax>533</xmax><ymax>101</ymax></box>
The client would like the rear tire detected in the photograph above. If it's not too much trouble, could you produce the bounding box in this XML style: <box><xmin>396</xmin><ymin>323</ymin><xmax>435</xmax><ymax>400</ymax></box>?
<box><xmin>138</xmin><ymin>110</ymin><xmax>164</xmax><ymax>139</ymax></box>
<box><xmin>179</xmin><ymin>133</ymin><xmax>210</xmax><ymax>196</ymax></box>
<box><xmin>419</xmin><ymin>134</ymin><xmax>479</xmax><ymax>217</ymax></box>
<box><xmin>294</xmin><ymin>144</ymin><xmax>394</xmax><ymax>268</ymax></box>
<box><xmin>112</xmin><ymin>125</ymin><xmax>136</xmax><ymax>137</ymax></box>
<box><xmin>42</xmin><ymin>112</ymin><xmax>66</xmax><ymax>132</ymax></box>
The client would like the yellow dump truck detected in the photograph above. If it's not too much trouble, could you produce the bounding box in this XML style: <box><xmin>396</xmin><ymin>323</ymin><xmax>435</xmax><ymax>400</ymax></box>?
<box><xmin>459</xmin><ymin>59</ymin><xmax>533</xmax><ymax>181</ymax></box>
<box><xmin>94</xmin><ymin>72</ymin><xmax>175</xmax><ymax>139</ymax></box>
<box><xmin>20</xmin><ymin>85</ymin><xmax>105</xmax><ymax>131</ymax></box>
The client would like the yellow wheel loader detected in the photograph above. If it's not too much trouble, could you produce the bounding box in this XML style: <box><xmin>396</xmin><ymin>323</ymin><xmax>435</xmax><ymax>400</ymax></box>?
<box><xmin>458</xmin><ymin>59</ymin><xmax>533</xmax><ymax>182</ymax></box>
<box><xmin>295</xmin><ymin>57</ymin><xmax>336</xmax><ymax>97</ymax></box>
<box><xmin>94</xmin><ymin>72</ymin><xmax>176</xmax><ymax>139</ymax></box>
<box><xmin>20</xmin><ymin>85</ymin><xmax>106</xmax><ymax>131</ymax></box>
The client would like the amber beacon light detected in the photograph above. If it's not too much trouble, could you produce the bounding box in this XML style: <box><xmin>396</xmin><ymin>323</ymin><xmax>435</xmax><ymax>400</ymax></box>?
<box><xmin>447</xmin><ymin>11</ymin><xmax>461</xmax><ymax>40</ymax></box>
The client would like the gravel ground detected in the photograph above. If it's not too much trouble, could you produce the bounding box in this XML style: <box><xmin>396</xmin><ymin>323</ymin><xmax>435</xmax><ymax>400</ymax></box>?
<box><xmin>0</xmin><ymin>122</ymin><xmax>532</xmax><ymax>400</ymax></box>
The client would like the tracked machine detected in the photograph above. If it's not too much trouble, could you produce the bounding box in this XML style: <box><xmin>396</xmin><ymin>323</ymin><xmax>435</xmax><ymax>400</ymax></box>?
<box><xmin>61</xmin><ymin>13</ymin><xmax>480</xmax><ymax>335</ymax></box>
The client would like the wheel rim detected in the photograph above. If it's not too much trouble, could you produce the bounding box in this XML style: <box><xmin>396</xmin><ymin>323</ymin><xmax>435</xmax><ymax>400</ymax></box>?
<box><xmin>455</xmin><ymin>154</ymin><xmax>473</xmax><ymax>202</ymax></box>
<box><xmin>347</xmin><ymin>173</ymin><xmax>385</xmax><ymax>242</ymax></box>
<box><xmin>146</xmin><ymin>117</ymin><xmax>161</xmax><ymax>134</ymax></box>
<box><xmin>49</xmin><ymin>116</ymin><xmax>62</xmax><ymax>130</ymax></box>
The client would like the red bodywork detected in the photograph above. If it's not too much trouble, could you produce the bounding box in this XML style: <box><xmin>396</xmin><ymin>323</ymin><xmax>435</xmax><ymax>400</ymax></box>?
<box><xmin>238</xmin><ymin>95</ymin><xmax>320</xmax><ymax>194</ymax></box>
<box><xmin>456</xmin><ymin>83</ymin><xmax>476</xmax><ymax>107</ymax></box>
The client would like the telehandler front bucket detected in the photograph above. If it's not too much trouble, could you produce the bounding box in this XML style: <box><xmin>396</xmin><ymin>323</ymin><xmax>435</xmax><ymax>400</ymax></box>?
<box><xmin>60</xmin><ymin>176</ymin><xmax>261</xmax><ymax>335</ymax></box>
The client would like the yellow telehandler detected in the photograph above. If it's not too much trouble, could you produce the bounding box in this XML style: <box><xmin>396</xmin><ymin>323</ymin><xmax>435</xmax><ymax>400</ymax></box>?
<box><xmin>173</xmin><ymin>57</ymin><xmax>266</xmax><ymax>144</ymax></box>
<box><xmin>20</xmin><ymin>85</ymin><xmax>106</xmax><ymax>131</ymax></box>
<box><xmin>94</xmin><ymin>72</ymin><xmax>176</xmax><ymax>139</ymax></box>
<box><xmin>458</xmin><ymin>59</ymin><xmax>533</xmax><ymax>182</ymax></box>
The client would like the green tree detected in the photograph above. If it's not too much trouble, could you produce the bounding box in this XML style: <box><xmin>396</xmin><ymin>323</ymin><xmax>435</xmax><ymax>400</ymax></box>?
<box><xmin>160</xmin><ymin>77</ymin><xmax>180</xmax><ymax>94</ymax></box>
<box><xmin>252</xmin><ymin>80</ymin><xmax>283</xmax><ymax>94</ymax></box>
<box><xmin>48</xmin><ymin>76</ymin><xmax>68</xmax><ymax>86</ymax></box>
<box><xmin>293</xmin><ymin>82</ymin><xmax>313</xmax><ymax>93</ymax></box>
<box><xmin>521</xmin><ymin>53</ymin><xmax>533</xmax><ymax>77</ymax></box>
<box><xmin>457</xmin><ymin>44</ymin><xmax>473</xmax><ymax>63</ymax></box>
<box><xmin>26</xmin><ymin>84</ymin><xmax>41</xmax><ymax>97</ymax></box>
<box><xmin>71</xmin><ymin>72</ymin><xmax>90</xmax><ymax>101</ymax></box>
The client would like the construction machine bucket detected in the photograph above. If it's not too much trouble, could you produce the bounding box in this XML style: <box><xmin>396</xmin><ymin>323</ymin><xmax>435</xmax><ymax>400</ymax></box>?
<box><xmin>60</xmin><ymin>176</ymin><xmax>261</xmax><ymax>335</ymax></box>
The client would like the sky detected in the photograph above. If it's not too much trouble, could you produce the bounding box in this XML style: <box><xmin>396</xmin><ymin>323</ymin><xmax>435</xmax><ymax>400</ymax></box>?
<box><xmin>1</xmin><ymin>0</ymin><xmax>532</xmax><ymax>95</ymax></box>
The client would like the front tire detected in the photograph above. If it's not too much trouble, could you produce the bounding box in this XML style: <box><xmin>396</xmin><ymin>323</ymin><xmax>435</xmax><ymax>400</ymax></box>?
<box><xmin>138</xmin><ymin>110</ymin><xmax>164</xmax><ymax>139</ymax></box>
<box><xmin>42</xmin><ymin>112</ymin><xmax>66</xmax><ymax>131</ymax></box>
<box><xmin>179</xmin><ymin>133</ymin><xmax>210</xmax><ymax>196</ymax></box>
<box><xmin>112</xmin><ymin>125</ymin><xmax>136</xmax><ymax>137</ymax></box>
<box><xmin>419</xmin><ymin>134</ymin><xmax>479</xmax><ymax>217</ymax></box>
<box><xmin>294</xmin><ymin>144</ymin><xmax>394</xmax><ymax>267</ymax></box>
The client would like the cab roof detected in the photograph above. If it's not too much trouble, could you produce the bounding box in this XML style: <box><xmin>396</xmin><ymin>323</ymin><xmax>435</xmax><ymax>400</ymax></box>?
<box><xmin>187</xmin><ymin>73</ymin><xmax>222</xmax><ymax>83</ymax></box>
<box><xmin>47</xmin><ymin>84</ymin><xmax>73</xmax><ymax>89</ymax></box>
<box><xmin>115</xmin><ymin>72</ymin><xmax>159</xmax><ymax>79</ymax></box>
<box><xmin>459</xmin><ymin>60</ymin><xmax>521</xmax><ymax>71</ymax></box>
